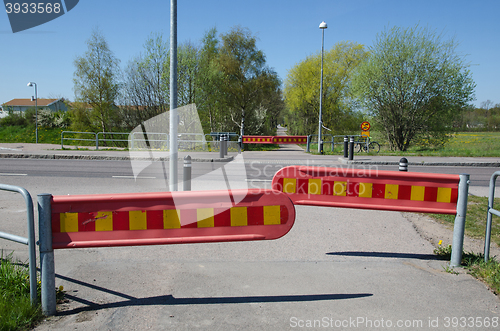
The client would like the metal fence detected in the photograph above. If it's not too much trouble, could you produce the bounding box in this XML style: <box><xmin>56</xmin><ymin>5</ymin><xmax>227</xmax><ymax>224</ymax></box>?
<box><xmin>0</xmin><ymin>184</ymin><xmax>37</xmax><ymax>305</ymax></box>
<box><xmin>62</xmin><ymin>131</ymin><xmax>211</xmax><ymax>151</ymax></box>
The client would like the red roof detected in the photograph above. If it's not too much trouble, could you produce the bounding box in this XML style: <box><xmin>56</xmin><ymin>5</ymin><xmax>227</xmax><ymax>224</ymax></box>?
<box><xmin>2</xmin><ymin>98</ymin><xmax>61</xmax><ymax>107</ymax></box>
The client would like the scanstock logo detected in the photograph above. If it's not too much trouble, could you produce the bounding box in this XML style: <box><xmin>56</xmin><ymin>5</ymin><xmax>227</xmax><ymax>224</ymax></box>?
<box><xmin>4</xmin><ymin>0</ymin><xmax>79</xmax><ymax>33</ymax></box>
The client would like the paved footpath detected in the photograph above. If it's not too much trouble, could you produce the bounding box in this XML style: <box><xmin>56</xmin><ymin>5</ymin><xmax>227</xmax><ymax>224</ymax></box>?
<box><xmin>0</xmin><ymin>143</ymin><xmax>499</xmax><ymax>330</ymax></box>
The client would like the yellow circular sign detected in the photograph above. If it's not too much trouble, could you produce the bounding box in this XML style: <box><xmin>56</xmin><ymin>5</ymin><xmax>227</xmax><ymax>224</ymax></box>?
<box><xmin>361</xmin><ymin>121</ymin><xmax>371</xmax><ymax>131</ymax></box>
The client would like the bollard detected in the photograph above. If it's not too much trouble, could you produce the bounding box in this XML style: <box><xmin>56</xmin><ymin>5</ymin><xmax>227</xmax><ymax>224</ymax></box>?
<box><xmin>38</xmin><ymin>193</ymin><xmax>56</xmax><ymax>316</ymax></box>
<box><xmin>306</xmin><ymin>135</ymin><xmax>311</xmax><ymax>153</ymax></box>
<box><xmin>183</xmin><ymin>155</ymin><xmax>191</xmax><ymax>191</ymax></box>
<box><xmin>348</xmin><ymin>136</ymin><xmax>354</xmax><ymax>161</ymax></box>
<box><xmin>219</xmin><ymin>135</ymin><xmax>224</xmax><ymax>158</ymax></box>
<box><xmin>343</xmin><ymin>136</ymin><xmax>348</xmax><ymax>158</ymax></box>
<box><xmin>238</xmin><ymin>136</ymin><xmax>242</xmax><ymax>154</ymax></box>
<box><xmin>319</xmin><ymin>139</ymin><xmax>324</xmax><ymax>155</ymax></box>
<box><xmin>399</xmin><ymin>157</ymin><xmax>408</xmax><ymax>172</ymax></box>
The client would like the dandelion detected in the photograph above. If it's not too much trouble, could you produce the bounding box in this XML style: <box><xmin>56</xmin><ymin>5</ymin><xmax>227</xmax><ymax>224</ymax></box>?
<box><xmin>438</xmin><ymin>240</ymin><xmax>442</xmax><ymax>246</ymax></box>
<box><xmin>58</xmin><ymin>285</ymin><xmax>64</xmax><ymax>291</ymax></box>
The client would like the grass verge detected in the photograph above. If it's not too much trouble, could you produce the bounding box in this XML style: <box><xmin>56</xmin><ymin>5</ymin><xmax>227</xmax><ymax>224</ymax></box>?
<box><xmin>434</xmin><ymin>244</ymin><xmax>500</xmax><ymax>295</ymax></box>
<box><xmin>431</xmin><ymin>195</ymin><xmax>500</xmax><ymax>295</ymax></box>
<box><xmin>306</xmin><ymin>132</ymin><xmax>500</xmax><ymax>157</ymax></box>
<box><xmin>0</xmin><ymin>252</ymin><xmax>43</xmax><ymax>331</ymax></box>
<box><xmin>429</xmin><ymin>195</ymin><xmax>500</xmax><ymax>247</ymax></box>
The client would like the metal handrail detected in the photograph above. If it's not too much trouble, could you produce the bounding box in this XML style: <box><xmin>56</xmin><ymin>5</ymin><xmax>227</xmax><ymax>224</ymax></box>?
<box><xmin>484</xmin><ymin>171</ymin><xmax>500</xmax><ymax>261</ymax></box>
<box><xmin>0</xmin><ymin>184</ymin><xmax>37</xmax><ymax>305</ymax></box>
<box><xmin>61</xmin><ymin>131</ymin><xmax>97</xmax><ymax>149</ymax></box>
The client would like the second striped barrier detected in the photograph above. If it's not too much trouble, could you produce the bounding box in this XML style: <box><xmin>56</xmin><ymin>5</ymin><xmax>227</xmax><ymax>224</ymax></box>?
<box><xmin>272</xmin><ymin>166</ymin><xmax>461</xmax><ymax>214</ymax></box>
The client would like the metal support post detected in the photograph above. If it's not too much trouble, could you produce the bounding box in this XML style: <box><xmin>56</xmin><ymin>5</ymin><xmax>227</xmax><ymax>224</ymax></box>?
<box><xmin>38</xmin><ymin>193</ymin><xmax>56</xmax><ymax>316</ymax></box>
<box><xmin>399</xmin><ymin>157</ymin><xmax>408</xmax><ymax>172</ymax></box>
<box><xmin>484</xmin><ymin>171</ymin><xmax>500</xmax><ymax>261</ymax></box>
<box><xmin>450</xmin><ymin>174</ymin><xmax>470</xmax><ymax>267</ymax></box>
<box><xmin>348</xmin><ymin>136</ymin><xmax>354</xmax><ymax>161</ymax></box>
<box><xmin>343</xmin><ymin>136</ymin><xmax>348</xmax><ymax>158</ymax></box>
<box><xmin>183</xmin><ymin>155</ymin><xmax>191</xmax><ymax>191</ymax></box>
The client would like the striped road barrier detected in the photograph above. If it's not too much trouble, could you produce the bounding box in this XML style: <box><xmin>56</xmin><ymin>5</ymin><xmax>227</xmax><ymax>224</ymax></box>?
<box><xmin>38</xmin><ymin>189</ymin><xmax>295</xmax><ymax>314</ymax></box>
<box><xmin>271</xmin><ymin>166</ymin><xmax>469</xmax><ymax>269</ymax></box>
<box><xmin>271</xmin><ymin>166</ymin><xmax>461</xmax><ymax>214</ymax></box>
<box><xmin>242</xmin><ymin>136</ymin><xmax>308</xmax><ymax>144</ymax></box>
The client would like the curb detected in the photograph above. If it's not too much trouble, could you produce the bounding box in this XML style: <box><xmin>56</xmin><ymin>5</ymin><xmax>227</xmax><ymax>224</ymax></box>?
<box><xmin>0</xmin><ymin>153</ymin><xmax>234</xmax><ymax>163</ymax></box>
<box><xmin>337</xmin><ymin>157</ymin><xmax>500</xmax><ymax>167</ymax></box>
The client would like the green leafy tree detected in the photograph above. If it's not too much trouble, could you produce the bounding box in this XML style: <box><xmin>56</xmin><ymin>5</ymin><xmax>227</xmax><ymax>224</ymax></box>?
<box><xmin>73</xmin><ymin>28</ymin><xmax>121</xmax><ymax>133</ymax></box>
<box><xmin>120</xmin><ymin>32</ymin><xmax>170</xmax><ymax>129</ymax></box>
<box><xmin>284</xmin><ymin>41</ymin><xmax>368</xmax><ymax>136</ymax></box>
<box><xmin>217</xmin><ymin>26</ymin><xmax>283</xmax><ymax>136</ymax></box>
<box><xmin>352</xmin><ymin>25</ymin><xmax>476</xmax><ymax>151</ymax></box>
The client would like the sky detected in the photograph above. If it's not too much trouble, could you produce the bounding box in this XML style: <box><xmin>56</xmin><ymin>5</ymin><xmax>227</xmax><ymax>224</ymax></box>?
<box><xmin>1</xmin><ymin>0</ymin><xmax>499</xmax><ymax>108</ymax></box>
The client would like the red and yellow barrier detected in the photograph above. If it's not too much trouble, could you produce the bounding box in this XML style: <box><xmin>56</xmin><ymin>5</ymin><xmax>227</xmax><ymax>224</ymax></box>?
<box><xmin>50</xmin><ymin>189</ymin><xmax>295</xmax><ymax>249</ymax></box>
<box><xmin>242</xmin><ymin>136</ymin><xmax>308</xmax><ymax>144</ymax></box>
<box><xmin>272</xmin><ymin>166</ymin><xmax>460</xmax><ymax>214</ymax></box>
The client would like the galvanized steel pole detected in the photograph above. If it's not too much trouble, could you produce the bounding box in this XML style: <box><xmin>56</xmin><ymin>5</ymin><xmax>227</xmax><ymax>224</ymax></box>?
<box><xmin>484</xmin><ymin>171</ymin><xmax>500</xmax><ymax>261</ymax></box>
<box><xmin>450</xmin><ymin>174</ymin><xmax>470</xmax><ymax>267</ymax></box>
<box><xmin>38</xmin><ymin>193</ymin><xmax>56</xmax><ymax>316</ymax></box>
<box><xmin>169</xmin><ymin>0</ymin><xmax>178</xmax><ymax>191</ymax></box>
<box><xmin>318</xmin><ymin>21</ymin><xmax>327</xmax><ymax>154</ymax></box>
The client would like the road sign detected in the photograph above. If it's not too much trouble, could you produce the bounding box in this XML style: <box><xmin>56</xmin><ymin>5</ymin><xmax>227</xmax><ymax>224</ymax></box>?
<box><xmin>361</xmin><ymin>131</ymin><xmax>370</xmax><ymax>138</ymax></box>
<box><xmin>361</xmin><ymin>121</ymin><xmax>371</xmax><ymax>131</ymax></box>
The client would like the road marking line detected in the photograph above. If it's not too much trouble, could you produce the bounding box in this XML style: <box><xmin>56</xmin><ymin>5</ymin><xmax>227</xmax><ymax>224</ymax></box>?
<box><xmin>112</xmin><ymin>176</ymin><xmax>156</xmax><ymax>179</ymax></box>
<box><xmin>0</xmin><ymin>173</ymin><xmax>28</xmax><ymax>176</ymax></box>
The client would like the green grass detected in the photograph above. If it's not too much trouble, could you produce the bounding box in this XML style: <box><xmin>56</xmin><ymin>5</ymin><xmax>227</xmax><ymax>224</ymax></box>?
<box><xmin>431</xmin><ymin>196</ymin><xmax>500</xmax><ymax>295</ymax></box>
<box><xmin>434</xmin><ymin>245</ymin><xmax>500</xmax><ymax>295</ymax></box>
<box><xmin>0</xmin><ymin>125</ymin><xmax>63</xmax><ymax>145</ymax></box>
<box><xmin>0</xmin><ymin>253</ymin><xmax>43</xmax><ymax>331</ymax></box>
<box><xmin>307</xmin><ymin>132</ymin><xmax>500</xmax><ymax>157</ymax></box>
<box><xmin>429</xmin><ymin>196</ymin><xmax>500</xmax><ymax>247</ymax></box>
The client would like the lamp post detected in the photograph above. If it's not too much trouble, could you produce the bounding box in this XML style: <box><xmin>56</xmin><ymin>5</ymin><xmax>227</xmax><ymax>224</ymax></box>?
<box><xmin>318</xmin><ymin>21</ymin><xmax>327</xmax><ymax>154</ymax></box>
<box><xmin>27</xmin><ymin>82</ymin><xmax>38</xmax><ymax>144</ymax></box>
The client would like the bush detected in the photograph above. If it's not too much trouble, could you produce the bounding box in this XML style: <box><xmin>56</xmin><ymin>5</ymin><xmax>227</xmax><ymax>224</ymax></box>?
<box><xmin>0</xmin><ymin>111</ymin><xmax>29</xmax><ymax>126</ymax></box>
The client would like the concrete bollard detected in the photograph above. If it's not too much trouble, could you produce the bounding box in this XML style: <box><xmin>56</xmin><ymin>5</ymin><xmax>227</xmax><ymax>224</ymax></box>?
<box><xmin>183</xmin><ymin>155</ymin><xmax>191</xmax><ymax>191</ymax></box>
<box><xmin>399</xmin><ymin>157</ymin><xmax>408</xmax><ymax>171</ymax></box>
<box><xmin>343</xmin><ymin>136</ymin><xmax>348</xmax><ymax>158</ymax></box>
<box><xmin>348</xmin><ymin>136</ymin><xmax>354</xmax><ymax>161</ymax></box>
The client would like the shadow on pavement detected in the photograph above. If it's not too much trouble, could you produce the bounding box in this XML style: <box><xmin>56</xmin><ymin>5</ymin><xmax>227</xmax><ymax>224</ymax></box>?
<box><xmin>55</xmin><ymin>273</ymin><xmax>372</xmax><ymax>316</ymax></box>
<box><xmin>326</xmin><ymin>251</ymin><xmax>441</xmax><ymax>260</ymax></box>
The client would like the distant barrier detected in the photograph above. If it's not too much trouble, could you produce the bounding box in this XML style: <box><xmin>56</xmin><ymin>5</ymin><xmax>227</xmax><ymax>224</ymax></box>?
<box><xmin>242</xmin><ymin>135</ymin><xmax>308</xmax><ymax>144</ymax></box>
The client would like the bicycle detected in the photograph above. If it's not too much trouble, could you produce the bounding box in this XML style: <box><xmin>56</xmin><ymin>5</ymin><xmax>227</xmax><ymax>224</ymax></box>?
<box><xmin>355</xmin><ymin>137</ymin><xmax>380</xmax><ymax>153</ymax></box>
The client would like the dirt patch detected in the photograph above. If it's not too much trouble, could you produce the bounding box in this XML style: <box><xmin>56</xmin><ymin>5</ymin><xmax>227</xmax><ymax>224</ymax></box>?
<box><xmin>403</xmin><ymin>212</ymin><xmax>500</xmax><ymax>258</ymax></box>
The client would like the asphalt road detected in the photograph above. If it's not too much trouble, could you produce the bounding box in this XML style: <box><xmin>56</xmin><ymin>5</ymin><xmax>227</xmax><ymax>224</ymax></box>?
<box><xmin>0</xmin><ymin>157</ymin><xmax>494</xmax><ymax>184</ymax></box>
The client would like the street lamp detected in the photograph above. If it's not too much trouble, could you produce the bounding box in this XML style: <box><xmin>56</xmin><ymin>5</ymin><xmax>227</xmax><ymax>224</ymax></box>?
<box><xmin>27</xmin><ymin>82</ymin><xmax>38</xmax><ymax>144</ymax></box>
<box><xmin>318</xmin><ymin>21</ymin><xmax>327</xmax><ymax>154</ymax></box>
